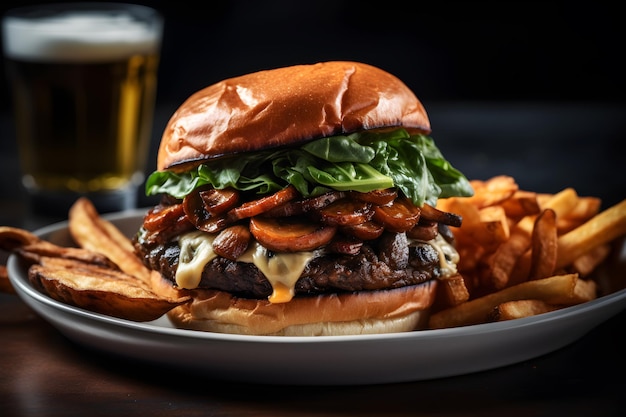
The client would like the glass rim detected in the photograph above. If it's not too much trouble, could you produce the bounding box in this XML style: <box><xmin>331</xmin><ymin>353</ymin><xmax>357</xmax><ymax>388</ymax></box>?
<box><xmin>2</xmin><ymin>2</ymin><xmax>162</xmax><ymax>23</ymax></box>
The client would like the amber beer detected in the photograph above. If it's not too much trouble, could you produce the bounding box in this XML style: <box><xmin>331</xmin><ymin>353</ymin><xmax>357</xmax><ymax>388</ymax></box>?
<box><xmin>2</xmin><ymin>4</ymin><xmax>162</xmax><ymax>211</ymax></box>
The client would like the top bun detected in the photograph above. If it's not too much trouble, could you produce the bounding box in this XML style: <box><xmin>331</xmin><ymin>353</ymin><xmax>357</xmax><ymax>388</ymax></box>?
<box><xmin>158</xmin><ymin>61</ymin><xmax>431</xmax><ymax>172</ymax></box>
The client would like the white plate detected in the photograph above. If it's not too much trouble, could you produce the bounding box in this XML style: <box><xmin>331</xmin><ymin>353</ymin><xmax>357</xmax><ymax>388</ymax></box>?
<box><xmin>7</xmin><ymin>209</ymin><xmax>626</xmax><ymax>386</ymax></box>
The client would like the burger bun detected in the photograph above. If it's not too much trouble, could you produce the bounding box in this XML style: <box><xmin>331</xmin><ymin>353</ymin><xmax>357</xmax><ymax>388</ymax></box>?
<box><xmin>167</xmin><ymin>280</ymin><xmax>438</xmax><ymax>336</ymax></box>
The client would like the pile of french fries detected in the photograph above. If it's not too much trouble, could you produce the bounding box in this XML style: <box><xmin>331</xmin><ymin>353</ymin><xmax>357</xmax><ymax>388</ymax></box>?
<box><xmin>0</xmin><ymin>175</ymin><xmax>625</xmax><ymax>331</ymax></box>
<box><xmin>430</xmin><ymin>175</ymin><xmax>626</xmax><ymax>328</ymax></box>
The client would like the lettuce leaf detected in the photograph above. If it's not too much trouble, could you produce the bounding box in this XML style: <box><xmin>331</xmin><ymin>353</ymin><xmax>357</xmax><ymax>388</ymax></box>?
<box><xmin>145</xmin><ymin>129</ymin><xmax>474</xmax><ymax>206</ymax></box>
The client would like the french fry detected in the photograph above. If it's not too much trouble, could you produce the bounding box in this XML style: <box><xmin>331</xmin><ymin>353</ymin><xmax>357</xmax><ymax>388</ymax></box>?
<box><xmin>506</xmin><ymin>188</ymin><xmax>585</xmax><ymax>284</ymax></box>
<box><xmin>490</xmin><ymin>300</ymin><xmax>559</xmax><ymax>321</ymax></box>
<box><xmin>486</xmin><ymin>225</ymin><xmax>532</xmax><ymax>289</ymax></box>
<box><xmin>455</xmin><ymin>242</ymin><xmax>484</xmax><ymax>269</ymax></box>
<box><xmin>491</xmin><ymin>299</ymin><xmax>558</xmax><ymax>321</ymax></box>
<box><xmin>555</xmin><ymin>199</ymin><xmax>626</xmax><ymax>270</ymax></box>
<box><xmin>511</xmin><ymin>199</ymin><xmax>624</xmax><ymax>285</ymax></box>
<box><xmin>432</xmin><ymin>274</ymin><xmax>470</xmax><ymax>311</ymax></box>
<box><xmin>562</xmin><ymin>277</ymin><xmax>597</xmax><ymax>304</ymax></box>
<box><xmin>571</xmin><ymin>197</ymin><xmax>601</xmax><ymax>216</ymax></box>
<box><xmin>426</xmin><ymin>184</ymin><xmax>619</xmax><ymax>328</ymax></box>
<box><xmin>517</xmin><ymin>187</ymin><xmax>579</xmax><ymax>235</ymax></box>
<box><xmin>561</xmin><ymin>196</ymin><xmax>602</xmax><ymax>222</ymax></box>
<box><xmin>485</xmin><ymin>188</ymin><xmax>580</xmax><ymax>289</ymax></box>
<box><xmin>571</xmin><ymin>244</ymin><xmax>611</xmax><ymax>277</ymax></box>
<box><xmin>538</xmin><ymin>187</ymin><xmax>580</xmax><ymax>212</ymax></box>
<box><xmin>69</xmin><ymin>197</ymin><xmax>152</xmax><ymax>285</ymax></box>
<box><xmin>528</xmin><ymin>208</ymin><xmax>558</xmax><ymax>280</ymax></box>
<box><xmin>437</xmin><ymin>197</ymin><xmax>481</xmax><ymax>229</ymax></box>
<box><xmin>477</xmin><ymin>205</ymin><xmax>510</xmax><ymax>244</ymax></box>
<box><xmin>499</xmin><ymin>190</ymin><xmax>541</xmax><ymax>220</ymax></box>
<box><xmin>463</xmin><ymin>176</ymin><xmax>519</xmax><ymax>209</ymax></box>
<box><xmin>440</xmin><ymin>200</ymin><xmax>510</xmax><ymax>253</ymax></box>
<box><xmin>428</xmin><ymin>273</ymin><xmax>591</xmax><ymax>329</ymax></box>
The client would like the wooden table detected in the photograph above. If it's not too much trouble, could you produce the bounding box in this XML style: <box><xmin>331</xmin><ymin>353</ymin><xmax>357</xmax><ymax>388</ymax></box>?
<box><xmin>2</xmin><ymin>289</ymin><xmax>625</xmax><ymax>416</ymax></box>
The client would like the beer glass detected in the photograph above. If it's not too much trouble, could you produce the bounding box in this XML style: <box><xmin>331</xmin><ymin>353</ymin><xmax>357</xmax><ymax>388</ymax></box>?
<box><xmin>2</xmin><ymin>3</ymin><xmax>163</xmax><ymax>214</ymax></box>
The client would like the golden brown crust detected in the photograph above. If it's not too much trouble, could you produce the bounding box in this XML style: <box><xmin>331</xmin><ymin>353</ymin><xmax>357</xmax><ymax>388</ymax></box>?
<box><xmin>166</xmin><ymin>280</ymin><xmax>438</xmax><ymax>336</ymax></box>
<box><xmin>158</xmin><ymin>61</ymin><xmax>431</xmax><ymax>172</ymax></box>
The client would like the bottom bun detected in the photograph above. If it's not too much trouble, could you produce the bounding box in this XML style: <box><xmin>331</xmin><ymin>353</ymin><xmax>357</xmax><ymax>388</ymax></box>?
<box><xmin>167</xmin><ymin>280</ymin><xmax>438</xmax><ymax>336</ymax></box>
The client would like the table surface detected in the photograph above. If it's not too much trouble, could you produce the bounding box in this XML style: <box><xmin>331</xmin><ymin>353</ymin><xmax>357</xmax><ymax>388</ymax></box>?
<box><xmin>1</xmin><ymin>102</ymin><xmax>625</xmax><ymax>417</ymax></box>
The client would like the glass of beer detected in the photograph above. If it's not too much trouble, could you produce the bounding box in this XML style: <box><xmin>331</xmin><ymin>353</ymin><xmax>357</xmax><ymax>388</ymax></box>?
<box><xmin>2</xmin><ymin>3</ymin><xmax>163</xmax><ymax>214</ymax></box>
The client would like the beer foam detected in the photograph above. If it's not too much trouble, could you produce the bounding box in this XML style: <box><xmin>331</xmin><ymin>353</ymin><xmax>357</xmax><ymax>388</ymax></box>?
<box><xmin>2</xmin><ymin>11</ymin><xmax>161</xmax><ymax>62</ymax></box>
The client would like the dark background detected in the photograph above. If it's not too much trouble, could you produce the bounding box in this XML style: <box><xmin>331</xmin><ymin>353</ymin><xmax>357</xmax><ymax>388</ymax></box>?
<box><xmin>1</xmin><ymin>1</ymin><xmax>624</xmax><ymax>224</ymax></box>
<box><xmin>2</xmin><ymin>1</ymin><xmax>624</xmax><ymax>106</ymax></box>
<box><xmin>2</xmin><ymin>5</ymin><xmax>626</xmax><ymax>414</ymax></box>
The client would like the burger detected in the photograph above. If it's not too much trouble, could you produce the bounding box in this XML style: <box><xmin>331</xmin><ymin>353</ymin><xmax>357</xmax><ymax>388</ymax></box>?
<box><xmin>133</xmin><ymin>61</ymin><xmax>474</xmax><ymax>336</ymax></box>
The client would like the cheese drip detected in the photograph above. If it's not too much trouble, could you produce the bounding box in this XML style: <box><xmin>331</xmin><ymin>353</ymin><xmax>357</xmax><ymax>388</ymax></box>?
<box><xmin>176</xmin><ymin>231</ymin><xmax>217</xmax><ymax>289</ymax></box>
<box><xmin>176</xmin><ymin>231</ymin><xmax>314</xmax><ymax>303</ymax></box>
<box><xmin>238</xmin><ymin>243</ymin><xmax>314</xmax><ymax>303</ymax></box>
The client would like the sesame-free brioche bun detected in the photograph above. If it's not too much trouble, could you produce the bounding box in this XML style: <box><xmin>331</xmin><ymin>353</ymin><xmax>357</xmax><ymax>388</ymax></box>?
<box><xmin>137</xmin><ymin>61</ymin><xmax>470</xmax><ymax>338</ymax></box>
<box><xmin>166</xmin><ymin>280</ymin><xmax>438</xmax><ymax>336</ymax></box>
<box><xmin>157</xmin><ymin>61</ymin><xmax>431</xmax><ymax>172</ymax></box>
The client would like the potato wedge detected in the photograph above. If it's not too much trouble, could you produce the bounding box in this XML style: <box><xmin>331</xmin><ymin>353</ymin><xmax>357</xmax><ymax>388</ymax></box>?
<box><xmin>69</xmin><ymin>197</ymin><xmax>152</xmax><ymax>284</ymax></box>
<box><xmin>0</xmin><ymin>265</ymin><xmax>14</xmax><ymax>294</ymax></box>
<box><xmin>0</xmin><ymin>226</ymin><xmax>41</xmax><ymax>251</ymax></box>
<box><xmin>28</xmin><ymin>262</ymin><xmax>189</xmax><ymax>322</ymax></box>
<box><xmin>15</xmin><ymin>240</ymin><xmax>117</xmax><ymax>269</ymax></box>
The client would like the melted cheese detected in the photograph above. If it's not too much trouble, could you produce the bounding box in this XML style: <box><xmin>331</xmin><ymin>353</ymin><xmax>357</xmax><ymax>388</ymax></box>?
<box><xmin>238</xmin><ymin>242</ymin><xmax>314</xmax><ymax>303</ymax></box>
<box><xmin>176</xmin><ymin>232</ymin><xmax>314</xmax><ymax>303</ymax></box>
<box><xmin>176</xmin><ymin>231</ymin><xmax>217</xmax><ymax>289</ymax></box>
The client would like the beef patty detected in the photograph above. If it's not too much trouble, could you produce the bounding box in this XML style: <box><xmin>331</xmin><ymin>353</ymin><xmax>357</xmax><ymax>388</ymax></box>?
<box><xmin>134</xmin><ymin>230</ymin><xmax>442</xmax><ymax>299</ymax></box>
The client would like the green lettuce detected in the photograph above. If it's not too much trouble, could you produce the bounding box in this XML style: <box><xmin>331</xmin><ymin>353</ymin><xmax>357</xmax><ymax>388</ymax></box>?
<box><xmin>145</xmin><ymin>128</ymin><xmax>474</xmax><ymax>206</ymax></box>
